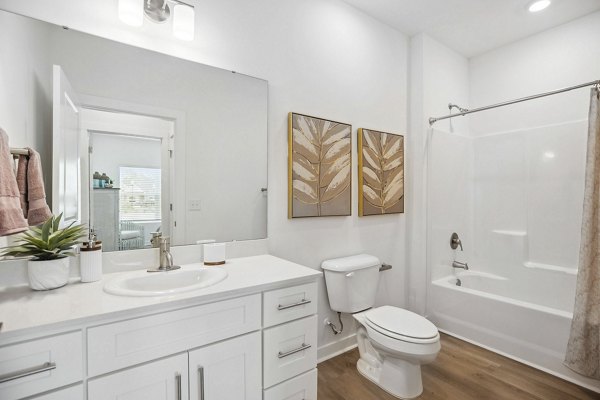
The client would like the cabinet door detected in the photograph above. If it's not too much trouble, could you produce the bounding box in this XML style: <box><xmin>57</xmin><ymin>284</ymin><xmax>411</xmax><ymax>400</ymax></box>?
<box><xmin>189</xmin><ymin>332</ymin><xmax>261</xmax><ymax>400</ymax></box>
<box><xmin>88</xmin><ymin>354</ymin><xmax>188</xmax><ymax>400</ymax></box>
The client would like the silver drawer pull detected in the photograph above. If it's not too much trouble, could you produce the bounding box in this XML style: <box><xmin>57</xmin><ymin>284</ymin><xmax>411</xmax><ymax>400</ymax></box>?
<box><xmin>277</xmin><ymin>299</ymin><xmax>311</xmax><ymax>310</ymax></box>
<box><xmin>198</xmin><ymin>367</ymin><xmax>205</xmax><ymax>400</ymax></box>
<box><xmin>175</xmin><ymin>373</ymin><xmax>182</xmax><ymax>400</ymax></box>
<box><xmin>0</xmin><ymin>361</ymin><xmax>57</xmax><ymax>384</ymax></box>
<box><xmin>278</xmin><ymin>343</ymin><xmax>311</xmax><ymax>358</ymax></box>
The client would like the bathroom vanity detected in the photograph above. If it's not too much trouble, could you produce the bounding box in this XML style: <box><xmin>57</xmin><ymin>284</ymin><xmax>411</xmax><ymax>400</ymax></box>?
<box><xmin>0</xmin><ymin>255</ymin><xmax>321</xmax><ymax>400</ymax></box>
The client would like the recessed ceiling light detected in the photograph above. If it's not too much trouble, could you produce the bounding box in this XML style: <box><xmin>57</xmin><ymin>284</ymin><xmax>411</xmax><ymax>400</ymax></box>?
<box><xmin>528</xmin><ymin>0</ymin><xmax>551</xmax><ymax>13</ymax></box>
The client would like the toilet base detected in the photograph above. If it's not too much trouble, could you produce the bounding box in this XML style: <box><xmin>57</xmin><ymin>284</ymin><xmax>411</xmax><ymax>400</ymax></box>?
<box><xmin>357</xmin><ymin>357</ymin><xmax>423</xmax><ymax>399</ymax></box>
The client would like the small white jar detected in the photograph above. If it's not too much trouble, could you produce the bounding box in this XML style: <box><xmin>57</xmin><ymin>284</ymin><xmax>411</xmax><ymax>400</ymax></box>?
<box><xmin>80</xmin><ymin>245</ymin><xmax>103</xmax><ymax>282</ymax></box>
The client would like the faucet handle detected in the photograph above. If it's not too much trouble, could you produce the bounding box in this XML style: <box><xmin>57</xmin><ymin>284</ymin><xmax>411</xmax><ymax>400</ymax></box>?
<box><xmin>450</xmin><ymin>232</ymin><xmax>463</xmax><ymax>251</ymax></box>
<box><xmin>150</xmin><ymin>231</ymin><xmax>162</xmax><ymax>248</ymax></box>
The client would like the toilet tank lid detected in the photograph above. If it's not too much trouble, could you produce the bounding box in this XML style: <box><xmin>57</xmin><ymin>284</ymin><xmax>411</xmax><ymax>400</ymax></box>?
<box><xmin>321</xmin><ymin>254</ymin><xmax>381</xmax><ymax>272</ymax></box>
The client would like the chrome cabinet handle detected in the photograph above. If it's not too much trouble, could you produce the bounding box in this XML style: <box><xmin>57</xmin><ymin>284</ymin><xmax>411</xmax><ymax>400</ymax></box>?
<box><xmin>278</xmin><ymin>343</ymin><xmax>311</xmax><ymax>358</ymax></box>
<box><xmin>277</xmin><ymin>299</ymin><xmax>311</xmax><ymax>310</ymax></box>
<box><xmin>198</xmin><ymin>367</ymin><xmax>205</xmax><ymax>400</ymax></box>
<box><xmin>0</xmin><ymin>361</ymin><xmax>56</xmax><ymax>384</ymax></box>
<box><xmin>175</xmin><ymin>372</ymin><xmax>182</xmax><ymax>400</ymax></box>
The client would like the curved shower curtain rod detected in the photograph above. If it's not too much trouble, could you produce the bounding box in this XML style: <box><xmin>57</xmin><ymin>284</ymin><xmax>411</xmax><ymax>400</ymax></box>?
<box><xmin>428</xmin><ymin>79</ymin><xmax>600</xmax><ymax>126</ymax></box>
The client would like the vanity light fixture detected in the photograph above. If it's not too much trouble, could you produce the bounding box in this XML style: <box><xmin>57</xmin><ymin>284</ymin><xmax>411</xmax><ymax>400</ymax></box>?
<box><xmin>528</xmin><ymin>0</ymin><xmax>551</xmax><ymax>13</ymax></box>
<box><xmin>118</xmin><ymin>0</ymin><xmax>195</xmax><ymax>41</ymax></box>
<box><xmin>172</xmin><ymin>3</ymin><xmax>195</xmax><ymax>41</ymax></box>
<box><xmin>118</xmin><ymin>0</ymin><xmax>144</xmax><ymax>27</ymax></box>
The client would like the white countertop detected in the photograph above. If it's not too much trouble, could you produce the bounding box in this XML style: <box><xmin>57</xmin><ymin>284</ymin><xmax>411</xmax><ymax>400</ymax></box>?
<box><xmin>0</xmin><ymin>255</ymin><xmax>321</xmax><ymax>341</ymax></box>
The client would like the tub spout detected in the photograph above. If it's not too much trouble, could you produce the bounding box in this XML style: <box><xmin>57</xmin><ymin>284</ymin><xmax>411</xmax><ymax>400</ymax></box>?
<box><xmin>452</xmin><ymin>261</ymin><xmax>469</xmax><ymax>270</ymax></box>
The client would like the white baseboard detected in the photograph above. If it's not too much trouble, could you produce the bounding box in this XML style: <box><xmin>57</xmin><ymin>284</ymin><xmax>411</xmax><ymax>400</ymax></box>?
<box><xmin>317</xmin><ymin>334</ymin><xmax>357</xmax><ymax>364</ymax></box>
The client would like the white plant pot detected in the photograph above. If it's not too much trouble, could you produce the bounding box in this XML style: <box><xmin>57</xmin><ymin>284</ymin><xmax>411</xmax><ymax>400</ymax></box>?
<box><xmin>27</xmin><ymin>257</ymin><xmax>70</xmax><ymax>290</ymax></box>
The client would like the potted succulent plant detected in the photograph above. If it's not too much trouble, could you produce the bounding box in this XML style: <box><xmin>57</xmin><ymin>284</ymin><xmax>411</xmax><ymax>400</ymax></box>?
<box><xmin>1</xmin><ymin>214</ymin><xmax>87</xmax><ymax>290</ymax></box>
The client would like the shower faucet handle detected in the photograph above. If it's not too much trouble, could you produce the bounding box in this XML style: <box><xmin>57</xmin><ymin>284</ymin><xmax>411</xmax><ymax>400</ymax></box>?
<box><xmin>450</xmin><ymin>232</ymin><xmax>463</xmax><ymax>251</ymax></box>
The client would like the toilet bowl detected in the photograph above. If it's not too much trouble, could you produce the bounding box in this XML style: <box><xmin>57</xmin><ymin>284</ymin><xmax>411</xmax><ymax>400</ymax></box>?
<box><xmin>321</xmin><ymin>254</ymin><xmax>441</xmax><ymax>399</ymax></box>
<box><xmin>353</xmin><ymin>306</ymin><xmax>440</xmax><ymax>399</ymax></box>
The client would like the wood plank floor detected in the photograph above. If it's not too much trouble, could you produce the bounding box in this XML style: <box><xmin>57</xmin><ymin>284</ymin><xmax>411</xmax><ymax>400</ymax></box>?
<box><xmin>317</xmin><ymin>333</ymin><xmax>600</xmax><ymax>400</ymax></box>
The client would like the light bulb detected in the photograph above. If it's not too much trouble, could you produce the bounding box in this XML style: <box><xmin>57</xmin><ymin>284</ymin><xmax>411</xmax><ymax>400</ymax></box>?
<box><xmin>118</xmin><ymin>0</ymin><xmax>144</xmax><ymax>27</ymax></box>
<box><xmin>173</xmin><ymin>4</ymin><xmax>195</xmax><ymax>41</ymax></box>
<box><xmin>528</xmin><ymin>0</ymin><xmax>551</xmax><ymax>13</ymax></box>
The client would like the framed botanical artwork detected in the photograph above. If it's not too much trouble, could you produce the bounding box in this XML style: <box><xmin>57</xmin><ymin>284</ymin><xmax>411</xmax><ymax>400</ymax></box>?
<box><xmin>288</xmin><ymin>112</ymin><xmax>352</xmax><ymax>218</ymax></box>
<box><xmin>358</xmin><ymin>128</ymin><xmax>404</xmax><ymax>216</ymax></box>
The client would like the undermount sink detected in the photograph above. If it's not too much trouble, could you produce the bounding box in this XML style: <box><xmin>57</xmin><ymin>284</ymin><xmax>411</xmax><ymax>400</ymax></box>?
<box><xmin>103</xmin><ymin>264</ymin><xmax>228</xmax><ymax>297</ymax></box>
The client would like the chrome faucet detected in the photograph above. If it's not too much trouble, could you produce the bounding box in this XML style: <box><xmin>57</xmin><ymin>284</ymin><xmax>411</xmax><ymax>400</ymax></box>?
<box><xmin>147</xmin><ymin>236</ymin><xmax>181</xmax><ymax>272</ymax></box>
<box><xmin>452</xmin><ymin>261</ymin><xmax>469</xmax><ymax>270</ymax></box>
<box><xmin>150</xmin><ymin>231</ymin><xmax>162</xmax><ymax>248</ymax></box>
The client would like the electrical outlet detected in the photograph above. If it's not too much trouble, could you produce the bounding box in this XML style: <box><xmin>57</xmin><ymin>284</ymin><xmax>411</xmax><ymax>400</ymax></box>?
<box><xmin>189</xmin><ymin>199</ymin><xmax>201</xmax><ymax>211</ymax></box>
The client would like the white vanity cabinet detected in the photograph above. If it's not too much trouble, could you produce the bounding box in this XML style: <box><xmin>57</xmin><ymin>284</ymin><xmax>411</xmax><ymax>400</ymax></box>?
<box><xmin>189</xmin><ymin>331</ymin><xmax>261</xmax><ymax>400</ymax></box>
<box><xmin>0</xmin><ymin>256</ymin><xmax>321</xmax><ymax>400</ymax></box>
<box><xmin>87</xmin><ymin>294</ymin><xmax>261</xmax><ymax>376</ymax></box>
<box><xmin>88</xmin><ymin>332</ymin><xmax>262</xmax><ymax>400</ymax></box>
<box><xmin>30</xmin><ymin>385</ymin><xmax>84</xmax><ymax>400</ymax></box>
<box><xmin>0</xmin><ymin>331</ymin><xmax>83</xmax><ymax>400</ymax></box>
<box><xmin>261</xmin><ymin>282</ymin><xmax>319</xmax><ymax>399</ymax></box>
<box><xmin>88</xmin><ymin>354</ymin><xmax>189</xmax><ymax>400</ymax></box>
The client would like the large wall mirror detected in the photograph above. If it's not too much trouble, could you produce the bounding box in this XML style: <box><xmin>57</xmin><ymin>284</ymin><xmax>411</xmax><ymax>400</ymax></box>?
<box><xmin>0</xmin><ymin>10</ymin><xmax>268</xmax><ymax>253</ymax></box>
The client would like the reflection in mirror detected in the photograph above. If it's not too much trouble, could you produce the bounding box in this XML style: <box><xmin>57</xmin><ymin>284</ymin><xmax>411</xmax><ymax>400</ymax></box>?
<box><xmin>83</xmin><ymin>110</ymin><xmax>174</xmax><ymax>251</ymax></box>
<box><xmin>0</xmin><ymin>10</ymin><xmax>268</xmax><ymax>254</ymax></box>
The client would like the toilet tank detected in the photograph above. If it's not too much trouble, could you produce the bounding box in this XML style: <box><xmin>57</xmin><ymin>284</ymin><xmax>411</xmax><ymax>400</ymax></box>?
<box><xmin>321</xmin><ymin>254</ymin><xmax>381</xmax><ymax>313</ymax></box>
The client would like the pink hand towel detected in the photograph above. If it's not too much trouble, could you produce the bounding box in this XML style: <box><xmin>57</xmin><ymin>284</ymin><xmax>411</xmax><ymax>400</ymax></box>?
<box><xmin>0</xmin><ymin>128</ymin><xmax>28</xmax><ymax>236</ymax></box>
<box><xmin>16</xmin><ymin>154</ymin><xmax>28</xmax><ymax>217</ymax></box>
<box><xmin>25</xmin><ymin>147</ymin><xmax>52</xmax><ymax>226</ymax></box>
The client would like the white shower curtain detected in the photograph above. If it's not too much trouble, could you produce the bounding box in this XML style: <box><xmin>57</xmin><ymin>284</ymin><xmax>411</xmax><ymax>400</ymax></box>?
<box><xmin>565</xmin><ymin>87</ymin><xmax>600</xmax><ymax>379</ymax></box>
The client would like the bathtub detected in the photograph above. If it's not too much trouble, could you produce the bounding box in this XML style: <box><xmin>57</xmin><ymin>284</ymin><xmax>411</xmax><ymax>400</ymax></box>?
<box><xmin>429</xmin><ymin>271</ymin><xmax>600</xmax><ymax>393</ymax></box>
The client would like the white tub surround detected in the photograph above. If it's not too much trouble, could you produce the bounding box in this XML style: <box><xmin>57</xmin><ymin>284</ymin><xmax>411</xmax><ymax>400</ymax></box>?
<box><xmin>0</xmin><ymin>255</ymin><xmax>321</xmax><ymax>400</ymax></box>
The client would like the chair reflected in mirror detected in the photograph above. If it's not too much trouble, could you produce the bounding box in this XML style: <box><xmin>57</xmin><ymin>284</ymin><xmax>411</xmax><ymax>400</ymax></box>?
<box><xmin>119</xmin><ymin>221</ymin><xmax>145</xmax><ymax>250</ymax></box>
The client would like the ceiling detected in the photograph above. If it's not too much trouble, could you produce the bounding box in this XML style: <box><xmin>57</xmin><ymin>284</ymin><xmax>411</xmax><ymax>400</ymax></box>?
<box><xmin>341</xmin><ymin>0</ymin><xmax>600</xmax><ymax>57</ymax></box>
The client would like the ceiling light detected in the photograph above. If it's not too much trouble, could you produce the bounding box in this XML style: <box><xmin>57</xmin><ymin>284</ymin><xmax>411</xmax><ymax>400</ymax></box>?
<box><xmin>173</xmin><ymin>3</ymin><xmax>195</xmax><ymax>41</ymax></box>
<box><xmin>528</xmin><ymin>0</ymin><xmax>551</xmax><ymax>13</ymax></box>
<box><xmin>118</xmin><ymin>0</ymin><xmax>144</xmax><ymax>27</ymax></box>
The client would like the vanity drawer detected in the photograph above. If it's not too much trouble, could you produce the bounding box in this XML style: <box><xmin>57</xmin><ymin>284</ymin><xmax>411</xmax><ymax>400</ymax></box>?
<box><xmin>0</xmin><ymin>331</ymin><xmax>83</xmax><ymax>400</ymax></box>
<box><xmin>263</xmin><ymin>282</ymin><xmax>317</xmax><ymax>327</ymax></box>
<box><xmin>263</xmin><ymin>368</ymin><xmax>317</xmax><ymax>400</ymax></box>
<box><xmin>31</xmin><ymin>384</ymin><xmax>83</xmax><ymax>400</ymax></box>
<box><xmin>263</xmin><ymin>315</ymin><xmax>317</xmax><ymax>388</ymax></box>
<box><xmin>88</xmin><ymin>294</ymin><xmax>261</xmax><ymax>376</ymax></box>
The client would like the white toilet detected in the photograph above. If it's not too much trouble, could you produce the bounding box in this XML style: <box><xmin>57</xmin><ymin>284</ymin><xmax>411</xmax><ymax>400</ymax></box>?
<box><xmin>322</xmin><ymin>254</ymin><xmax>440</xmax><ymax>399</ymax></box>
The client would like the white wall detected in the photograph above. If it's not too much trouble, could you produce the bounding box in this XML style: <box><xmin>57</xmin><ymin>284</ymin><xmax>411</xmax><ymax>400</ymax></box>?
<box><xmin>0</xmin><ymin>12</ymin><xmax>53</xmax><ymax>198</ymax></box>
<box><xmin>470</xmin><ymin>11</ymin><xmax>600</xmax><ymax>136</ymax></box>
<box><xmin>409</xmin><ymin>34</ymin><xmax>470</xmax><ymax>315</ymax></box>
<box><xmin>0</xmin><ymin>0</ymin><xmax>409</xmax><ymax>358</ymax></box>
<box><xmin>91</xmin><ymin>134</ymin><xmax>161</xmax><ymax>184</ymax></box>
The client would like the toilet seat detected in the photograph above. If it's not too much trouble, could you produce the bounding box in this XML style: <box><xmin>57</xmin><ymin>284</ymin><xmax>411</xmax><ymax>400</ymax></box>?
<box><xmin>365</xmin><ymin>306</ymin><xmax>439</xmax><ymax>344</ymax></box>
